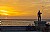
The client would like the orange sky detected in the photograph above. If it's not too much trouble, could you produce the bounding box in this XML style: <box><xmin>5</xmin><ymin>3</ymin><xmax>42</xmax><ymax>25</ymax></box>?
<box><xmin>0</xmin><ymin>0</ymin><xmax>50</xmax><ymax>19</ymax></box>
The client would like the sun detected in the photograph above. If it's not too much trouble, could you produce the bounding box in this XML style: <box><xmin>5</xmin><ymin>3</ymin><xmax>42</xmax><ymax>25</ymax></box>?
<box><xmin>0</xmin><ymin>10</ymin><xmax>8</xmax><ymax>12</ymax></box>
<box><xmin>0</xmin><ymin>6</ymin><xmax>25</xmax><ymax>16</ymax></box>
<box><xmin>0</xmin><ymin>10</ymin><xmax>9</xmax><ymax>15</ymax></box>
<box><xmin>0</xmin><ymin>6</ymin><xmax>34</xmax><ymax>16</ymax></box>
<box><xmin>0</xmin><ymin>6</ymin><xmax>16</xmax><ymax>16</ymax></box>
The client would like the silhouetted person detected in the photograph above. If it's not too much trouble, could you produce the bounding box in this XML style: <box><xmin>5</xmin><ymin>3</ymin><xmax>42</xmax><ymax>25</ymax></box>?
<box><xmin>38</xmin><ymin>10</ymin><xmax>42</xmax><ymax>21</ymax></box>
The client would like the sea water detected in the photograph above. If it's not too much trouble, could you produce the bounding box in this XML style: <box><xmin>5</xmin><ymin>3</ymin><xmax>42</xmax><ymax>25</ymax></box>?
<box><xmin>0</xmin><ymin>19</ymin><xmax>50</xmax><ymax>26</ymax></box>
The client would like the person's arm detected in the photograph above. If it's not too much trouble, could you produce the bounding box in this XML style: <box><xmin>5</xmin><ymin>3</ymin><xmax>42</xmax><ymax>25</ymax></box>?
<box><xmin>40</xmin><ymin>13</ymin><xmax>42</xmax><ymax>14</ymax></box>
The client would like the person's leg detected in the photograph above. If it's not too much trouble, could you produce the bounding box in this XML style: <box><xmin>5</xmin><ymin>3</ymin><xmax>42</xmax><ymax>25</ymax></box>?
<box><xmin>40</xmin><ymin>16</ymin><xmax>41</xmax><ymax>21</ymax></box>
<box><xmin>38</xmin><ymin>16</ymin><xmax>39</xmax><ymax>21</ymax></box>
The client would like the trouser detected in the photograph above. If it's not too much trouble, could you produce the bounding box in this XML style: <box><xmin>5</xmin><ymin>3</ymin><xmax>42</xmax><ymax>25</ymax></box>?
<box><xmin>38</xmin><ymin>16</ymin><xmax>41</xmax><ymax>21</ymax></box>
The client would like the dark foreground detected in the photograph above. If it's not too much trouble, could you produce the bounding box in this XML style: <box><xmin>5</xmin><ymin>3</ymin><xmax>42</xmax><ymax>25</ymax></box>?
<box><xmin>0</xmin><ymin>26</ymin><xmax>37</xmax><ymax>31</ymax></box>
<box><xmin>0</xmin><ymin>25</ymin><xmax>50</xmax><ymax>32</ymax></box>
<box><xmin>0</xmin><ymin>26</ymin><xmax>42</xmax><ymax>32</ymax></box>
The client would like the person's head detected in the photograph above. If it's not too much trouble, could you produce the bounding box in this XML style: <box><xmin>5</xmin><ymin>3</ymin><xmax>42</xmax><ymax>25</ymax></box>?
<box><xmin>39</xmin><ymin>10</ymin><xmax>40</xmax><ymax>12</ymax></box>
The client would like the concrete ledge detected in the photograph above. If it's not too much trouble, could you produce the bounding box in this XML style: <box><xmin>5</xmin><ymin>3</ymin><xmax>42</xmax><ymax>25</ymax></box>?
<box><xmin>34</xmin><ymin>21</ymin><xmax>46</xmax><ymax>26</ymax></box>
<box><xmin>34</xmin><ymin>21</ymin><xmax>46</xmax><ymax>23</ymax></box>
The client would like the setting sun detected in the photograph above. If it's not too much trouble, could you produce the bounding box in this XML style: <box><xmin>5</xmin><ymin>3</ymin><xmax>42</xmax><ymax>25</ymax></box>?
<box><xmin>0</xmin><ymin>6</ymin><xmax>34</xmax><ymax>17</ymax></box>
<box><xmin>0</xmin><ymin>6</ymin><xmax>17</xmax><ymax>16</ymax></box>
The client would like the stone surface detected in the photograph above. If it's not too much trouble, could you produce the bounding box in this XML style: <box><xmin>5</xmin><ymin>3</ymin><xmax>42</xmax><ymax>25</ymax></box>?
<box><xmin>34</xmin><ymin>21</ymin><xmax>46</xmax><ymax>26</ymax></box>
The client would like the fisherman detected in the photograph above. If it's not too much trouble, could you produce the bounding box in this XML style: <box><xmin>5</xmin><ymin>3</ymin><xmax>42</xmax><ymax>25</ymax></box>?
<box><xmin>38</xmin><ymin>10</ymin><xmax>42</xmax><ymax>21</ymax></box>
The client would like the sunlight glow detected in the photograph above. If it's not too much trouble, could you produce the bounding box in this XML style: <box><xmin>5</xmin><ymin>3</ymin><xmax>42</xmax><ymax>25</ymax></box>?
<box><xmin>0</xmin><ymin>6</ymin><xmax>34</xmax><ymax>16</ymax></box>
<box><xmin>0</xmin><ymin>10</ymin><xmax>8</xmax><ymax>12</ymax></box>
<box><xmin>3</xmin><ymin>13</ymin><xmax>9</xmax><ymax>15</ymax></box>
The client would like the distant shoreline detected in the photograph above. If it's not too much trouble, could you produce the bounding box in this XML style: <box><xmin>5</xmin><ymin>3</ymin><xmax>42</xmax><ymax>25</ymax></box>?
<box><xmin>0</xmin><ymin>19</ymin><xmax>50</xmax><ymax>22</ymax></box>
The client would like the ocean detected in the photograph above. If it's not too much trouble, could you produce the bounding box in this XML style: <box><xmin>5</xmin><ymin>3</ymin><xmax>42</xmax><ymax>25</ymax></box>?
<box><xmin>0</xmin><ymin>19</ymin><xmax>50</xmax><ymax>26</ymax></box>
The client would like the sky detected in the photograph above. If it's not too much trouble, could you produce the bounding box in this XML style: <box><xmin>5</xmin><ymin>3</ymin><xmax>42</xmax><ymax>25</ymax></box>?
<box><xmin>0</xmin><ymin>0</ymin><xmax>50</xmax><ymax>19</ymax></box>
